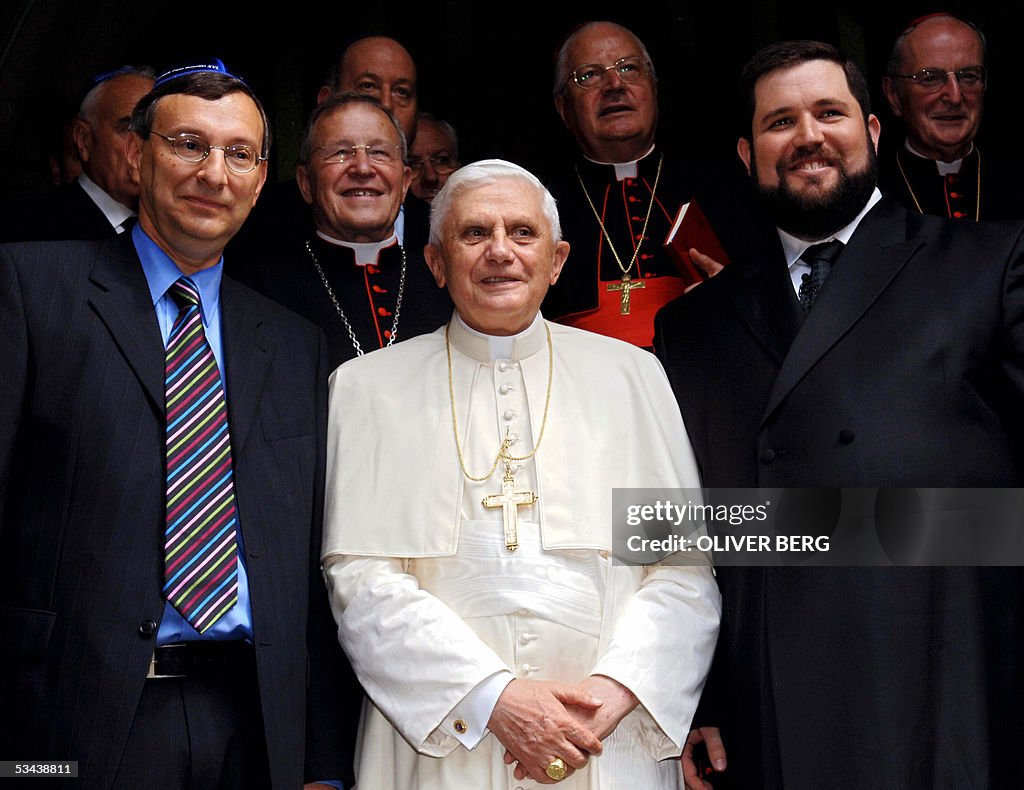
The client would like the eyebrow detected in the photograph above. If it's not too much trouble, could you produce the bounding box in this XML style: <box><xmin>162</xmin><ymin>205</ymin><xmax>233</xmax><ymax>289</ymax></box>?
<box><xmin>352</xmin><ymin>71</ymin><xmax>414</xmax><ymax>85</ymax></box>
<box><xmin>760</xmin><ymin>97</ymin><xmax>851</xmax><ymax>123</ymax></box>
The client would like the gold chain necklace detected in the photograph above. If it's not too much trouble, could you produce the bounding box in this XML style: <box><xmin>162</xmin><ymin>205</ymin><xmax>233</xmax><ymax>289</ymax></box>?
<box><xmin>445</xmin><ymin>321</ymin><xmax>554</xmax><ymax>479</ymax></box>
<box><xmin>445</xmin><ymin>321</ymin><xmax>554</xmax><ymax>551</ymax></box>
<box><xmin>575</xmin><ymin>152</ymin><xmax>663</xmax><ymax>314</ymax></box>
<box><xmin>896</xmin><ymin>147</ymin><xmax>981</xmax><ymax>221</ymax></box>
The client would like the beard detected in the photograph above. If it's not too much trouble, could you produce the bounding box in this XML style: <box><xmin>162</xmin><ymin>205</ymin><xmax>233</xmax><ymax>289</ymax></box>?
<box><xmin>753</xmin><ymin>140</ymin><xmax>878</xmax><ymax>240</ymax></box>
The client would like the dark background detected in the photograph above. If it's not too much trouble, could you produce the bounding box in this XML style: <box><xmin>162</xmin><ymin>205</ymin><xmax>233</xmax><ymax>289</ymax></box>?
<box><xmin>0</xmin><ymin>1</ymin><xmax>1011</xmax><ymax>201</ymax></box>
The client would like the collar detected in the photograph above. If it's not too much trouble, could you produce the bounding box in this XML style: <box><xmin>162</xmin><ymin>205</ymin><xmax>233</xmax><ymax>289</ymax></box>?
<box><xmin>450</xmin><ymin>312</ymin><xmax>547</xmax><ymax>363</ymax></box>
<box><xmin>904</xmin><ymin>138</ymin><xmax>974</xmax><ymax>175</ymax></box>
<box><xmin>316</xmin><ymin>230</ymin><xmax>399</xmax><ymax>265</ymax></box>
<box><xmin>78</xmin><ymin>173</ymin><xmax>136</xmax><ymax>232</ymax></box>
<box><xmin>133</xmin><ymin>224</ymin><xmax>223</xmax><ymax>324</ymax></box>
<box><xmin>778</xmin><ymin>188</ymin><xmax>883</xmax><ymax>268</ymax></box>
<box><xmin>583</xmin><ymin>144</ymin><xmax>657</xmax><ymax>181</ymax></box>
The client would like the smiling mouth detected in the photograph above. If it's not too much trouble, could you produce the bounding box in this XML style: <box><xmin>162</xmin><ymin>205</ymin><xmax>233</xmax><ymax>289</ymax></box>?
<box><xmin>342</xmin><ymin>189</ymin><xmax>383</xmax><ymax>197</ymax></box>
<box><xmin>481</xmin><ymin>276</ymin><xmax>520</xmax><ymax>284</ymax></box>
<box><xmin>789</xmin><ymin>158</ymin><xmax>834</xmax><ymax>172</ymax></box>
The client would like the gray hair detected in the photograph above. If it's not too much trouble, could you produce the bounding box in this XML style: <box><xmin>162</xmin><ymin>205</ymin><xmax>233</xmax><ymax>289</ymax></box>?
<box><xmin>78</xmin><ymin>65</ymin><xmax>156</xmax><ymax>127</ymax></box>
<box><xmin>429</xmin><ymin>159</ymin><xmax>561</xmax><ymax>245</ymax></box>
<box><xmin>416</xmin><ymin>112</ymin><xmax>458</xmax><ymax>157</ymax></box>
<box><xmin>298</xmin><ymin>92</ymin><xmax>408</xmax><ymax>165</ymax></box>
<box><xmin>553</xmin><ymin>21</ymin><xmax>655</xmax><ymax>96</ymax></box>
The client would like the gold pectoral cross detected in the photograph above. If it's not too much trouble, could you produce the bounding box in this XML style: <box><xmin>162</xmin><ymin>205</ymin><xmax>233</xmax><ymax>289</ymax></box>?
<box><xmin>607</xmin><ymin>273</ymin><xmax>645</xmax><ymax>315</ymax></box>
<box><xmin>482</xmin><ymin>463</ymin><xmax>537</xmax><ymax>551</ymax></box>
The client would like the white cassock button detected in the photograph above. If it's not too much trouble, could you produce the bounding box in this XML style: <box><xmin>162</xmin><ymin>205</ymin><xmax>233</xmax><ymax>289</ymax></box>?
<box><xmin>520</xmin><ymin>663</ymin><xmax>539</xmax><ymax>674</ymax></box>
<box><xmin>519</xmin><ymin>633</ymin><xmax>538</xmax><ymax>645</ymax></box>
<box><xmin>497</xmin><ymin>361</ymin><xmax>509</xmax><ymax>372</ymax></box>
<box><xmin>503</xmin><ymin>409</ymin><xmax>517</xmax><ymax>421</ymax></box>
<box><xmin>499</xmin><ymin>384</ymin><xmax>512</xmax><ymax>395</ymax></box>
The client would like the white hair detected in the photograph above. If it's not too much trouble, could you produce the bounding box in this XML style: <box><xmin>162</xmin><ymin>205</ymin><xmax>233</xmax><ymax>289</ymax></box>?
<box><xmin>553</xmin><ymin>21</ymin><xmax>655</xmax><ymax>96</ymax></box>
<box><xmin>428</xmin><ymin>159</ymin><xmax>562</xmax><ymax>245</ymax></box>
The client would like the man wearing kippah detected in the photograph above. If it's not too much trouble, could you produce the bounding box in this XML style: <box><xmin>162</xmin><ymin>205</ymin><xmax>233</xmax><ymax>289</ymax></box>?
<box><xmin>0</xmin><ymin>66</ymin><xmax>154</xmax><ymax>242</ymax></box>
<box><xmin>0</xmin><ymin>60</ymin><xmax>354</xmax><ymax>788</ymax></box>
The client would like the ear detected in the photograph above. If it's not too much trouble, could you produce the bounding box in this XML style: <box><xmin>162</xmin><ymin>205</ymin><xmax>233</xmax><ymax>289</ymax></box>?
<box><xmin>553</xmin><ymin>91</ymin><xmax>568</xmax><ymax>128</ymax></box>
<box><xmin>251</xmin><ymin>160</ymin><xmax>268</xmax><ymax>206</ymax></box>
<box><xmin>316</xmin><ymin>85</ymin><xmax>332</xmax><ymax>105</ymax></box>
<box><xmin>124</xmin><ymin>132</ymin><xmax>143</xmax><ymax>184</ymax></box>
<box><xmin>867</xmin><ymin>113</ymin><xmax>881</xmax><ymax>154</ymax></box>
<box><xmin>424</xmin><ymin>244</ymin><xmax>448</xmax><ymax>288</ymax></box>
<box><xmin>549</xmin><ymin>240</ymin><xmax>570</xmax><ymax>285</ymax></box>
<box><xmin>72</xmin><ymin>118</ymin><xmax>93</xmax><ymax>162</ymax></box>
<box><xmin>400</xmin><ymin>164</ymin><xmax>413</xmax><ymax>203</ymax></box>
<box><xmin>881</xmin><ymin>76</ymin><xmax>903</xmax><ymax>118</ymax></box>
<box><xmin>737</xmin><ymin>137</ymin><xmax>753</xmax><ymax>176</ymax></box>
<box><xmin>296</xmin><ymin>164</ymin><xmax>314</xmax><ymax>205</ymax></box>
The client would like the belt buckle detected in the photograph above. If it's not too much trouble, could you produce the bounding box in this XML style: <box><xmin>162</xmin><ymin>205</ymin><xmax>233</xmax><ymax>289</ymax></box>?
<box><xmin>147</xmin><ymin>643</ymin><xmax>187</xmax><ymax>679</ymax></box>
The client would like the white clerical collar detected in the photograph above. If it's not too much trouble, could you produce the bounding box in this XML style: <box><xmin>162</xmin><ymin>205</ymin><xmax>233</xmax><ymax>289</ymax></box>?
<box><xmin>450</xmin><ymin>312</ymin><xmax>547</xmax><ymax>363</ymax></box>
<box><xmin>316</xmin><ymin>230</ymin><xmax>399</xmax><ymax>266</ymax></box>
<box><xmin>778</xmin><ymin>188</ymin><xmax>883</xmax><ymax>269</ymax></box>
<box><xmin>583</xmin><ymin>144</ymin><xmax>657</xmax><ymax>181</ymax></box>
<box><xmin>78</xmin><ymin>173</ymin><xmax>136</xmax><ymax>233</ymax></box>
<box><xmin>904</xmin><ymin>138</ymin><xmax>973</xmax><ymax>175</ymax></box>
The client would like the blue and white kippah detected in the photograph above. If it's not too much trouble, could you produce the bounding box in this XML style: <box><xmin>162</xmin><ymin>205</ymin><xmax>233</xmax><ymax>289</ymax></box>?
<box><xmin>154</xmin><ymin>58</ymin><xmax>247</xmax><ymax>88</ymax></box>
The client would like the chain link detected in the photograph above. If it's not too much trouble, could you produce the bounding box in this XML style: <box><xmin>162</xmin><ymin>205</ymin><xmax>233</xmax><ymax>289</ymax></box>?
<box><xmin>305</xmin><ymin>240</ymin><xmax>407</xmax><ymax>357</ymax></box>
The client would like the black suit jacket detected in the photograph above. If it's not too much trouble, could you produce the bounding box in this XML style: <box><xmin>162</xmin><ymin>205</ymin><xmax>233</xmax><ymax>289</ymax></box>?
<box><xmin>0</xmin><ymin>179</ymin><xmax>121</xmax><ymax>243</ymax></box>
<box><xmin>0</xmin><ymin>235</ymin><xmax>355</xmax><ymax>787</ymax></box>
<box><xmin>655</xmin><ymin>198</ymin><xmax>1024</xmax><ymax>788</ymax></box>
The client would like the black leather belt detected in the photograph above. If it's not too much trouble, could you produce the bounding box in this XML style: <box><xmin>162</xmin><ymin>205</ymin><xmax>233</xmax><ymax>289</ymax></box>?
<box><xmin>147</xmin><ymin>640</ymin><xmax>253</xmax><ymax>679</ymax></box>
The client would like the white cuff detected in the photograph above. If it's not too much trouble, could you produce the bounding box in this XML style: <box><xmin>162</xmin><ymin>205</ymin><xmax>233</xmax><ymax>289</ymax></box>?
<box><xmin>440</xmin><ymin>670</ymin><xmax>515</xmax><ymax>749</ymax></box>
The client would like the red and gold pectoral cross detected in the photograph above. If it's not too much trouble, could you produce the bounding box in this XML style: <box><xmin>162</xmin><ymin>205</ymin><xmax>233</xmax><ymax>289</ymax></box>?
<box><xmin>482</xmin><ymin>461</ymin><xmax>537</xmax><ymax>551</ymax></box>
<box><xmin>607</xmin><ymin>272</ymin><xmax>645</xmax><ymax>315</ymax></box>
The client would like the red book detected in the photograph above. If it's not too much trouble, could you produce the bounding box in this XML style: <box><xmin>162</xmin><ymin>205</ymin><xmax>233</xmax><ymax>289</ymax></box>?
<box><xmin>664</xmin><ymin>198</ymin><xmax>731</xmax><ymax>288</ymax></box>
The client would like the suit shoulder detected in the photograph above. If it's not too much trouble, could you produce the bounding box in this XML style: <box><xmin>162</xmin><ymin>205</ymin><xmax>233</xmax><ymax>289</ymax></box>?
<box><xmin>0</xmin><ymin>238</ymin><xmax>112</xmax><ymax>286</ymax></box>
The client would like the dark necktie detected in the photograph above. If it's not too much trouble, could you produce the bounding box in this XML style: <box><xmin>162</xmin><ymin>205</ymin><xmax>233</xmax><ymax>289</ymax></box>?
<box><xmin>798</xmin><ymin>240</ymin><xmax>844</xmax><ymax>312</ymax></box>
<box><xmin>163</xmin><ymin>277</ymin><xmax>239</xmax><ymax>633</ymax></box>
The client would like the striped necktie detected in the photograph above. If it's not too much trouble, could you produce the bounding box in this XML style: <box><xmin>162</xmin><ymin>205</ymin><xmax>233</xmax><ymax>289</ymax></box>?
<box><xmin>163</xmin><ymin>277</ymin><xmax>238</xmax><ymax>633</ymax></box>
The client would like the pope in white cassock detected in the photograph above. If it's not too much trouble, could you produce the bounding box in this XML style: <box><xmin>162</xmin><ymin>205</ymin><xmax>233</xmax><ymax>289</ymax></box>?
<box><xmin>321</xmin><ymin>159</ymin><xmax>721</xmax><ymax>788</ymax></box>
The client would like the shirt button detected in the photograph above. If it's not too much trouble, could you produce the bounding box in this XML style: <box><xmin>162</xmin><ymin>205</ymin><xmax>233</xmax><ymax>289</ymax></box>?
<box><xmin>760</xmin><ymin>448</ymin><xmax>776</xmax><ymax>464</ymax></box>
<box><xmin>504</xmin><ymin>409</ymin><xmax>517</xmax><ymax>420</ymax></box>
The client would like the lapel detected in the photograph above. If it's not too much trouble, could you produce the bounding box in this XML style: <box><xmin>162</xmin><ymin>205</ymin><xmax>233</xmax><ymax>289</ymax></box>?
<box><xmin>220</xmin><ymin>277</ymin><xmax>274</xmax><ymax>459</ymax></box>
<box><xmin>87</xmin><ymin>235</ymin><xmax>166</xmax><ymax>412</ymax></box>
<box><xmin>762</xmin><ymin>199</ymin><xmax>925</xmax><ymax>424</ymax></box>
<box><xmin>728</xmin><ymin>229</ymin><xmax>804</xmax><ymax>365</ymax></box>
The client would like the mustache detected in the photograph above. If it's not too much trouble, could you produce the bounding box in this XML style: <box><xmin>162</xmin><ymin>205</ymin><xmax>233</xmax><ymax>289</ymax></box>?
<box><xmin>779</xmin><ymin>143</ymin><xmax>840</xmax><ymax>172</ymax></box>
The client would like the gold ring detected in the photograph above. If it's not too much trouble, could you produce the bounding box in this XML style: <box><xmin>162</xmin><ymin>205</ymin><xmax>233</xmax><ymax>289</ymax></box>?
<box><xmin>546</xmin><ymin>757</ymin><xmax>568</xmax><ymax>781</ymax></box>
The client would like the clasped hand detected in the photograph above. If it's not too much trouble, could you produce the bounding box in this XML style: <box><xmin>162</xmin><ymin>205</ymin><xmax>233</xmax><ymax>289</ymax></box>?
<box><xmin>487</xmin><ymin>676</ymin><xmax>638</xmax><ymax>784</ymax></box>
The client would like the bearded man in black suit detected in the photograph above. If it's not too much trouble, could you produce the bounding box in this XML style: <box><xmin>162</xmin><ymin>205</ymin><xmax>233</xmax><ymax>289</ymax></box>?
<box><xmin>656</xmin><ymin>40</ymin><xmax>1024</xmax><ymax>790</ymax></box>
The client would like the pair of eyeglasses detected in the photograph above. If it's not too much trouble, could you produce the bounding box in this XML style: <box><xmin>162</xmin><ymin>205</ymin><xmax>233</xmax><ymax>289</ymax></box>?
<box><xmin>316</xmin><ymin>144</ymin><xmax>404</xmax><ymax>166</ymax></box>
<box><xmin>150</xmin><ymin>131</ymin><xmax>265</xmax><ymax>173</ymax></box>
<box><xmin>892</xmin><ymin>66</ymin><xmax>987</xmax><ymax>93</ymax></box>
<box><xmin>568</xmin><ymin>56</ymin><xmax>650</xmax><ymax>90</ymax></box>
<box><xmin>408</xmin><ymin>153</ymin><xmax>457</xmax><ymax>174</ymax></box>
